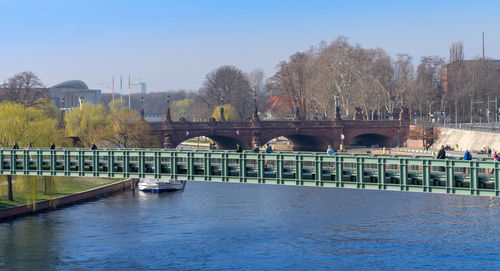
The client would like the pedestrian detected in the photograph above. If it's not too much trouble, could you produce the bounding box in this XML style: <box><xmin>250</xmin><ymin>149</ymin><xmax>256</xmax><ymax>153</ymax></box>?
<box><xmin>91</xmin><ymin>142</ymin><xmax>97</xmax><ymax>150</ymax></box>
<box><xmin>464</xmin><ymin>150</ymin><xmax>472</xmax><ymax>173</ymax></box>
<box><xmin>27</xmin><ymin>142</ymin><xmax>33</xmax><ymax>160</ymax></box>
<box><xmin>436</xmin><ymin>145</ymin><xmax>446</xmax><ymax>159</ymax></box>
<box><xmin>327</xmin><ymin>145</ymin><xmax>335</xmax><ymax>156</ymax></box>
<box><xmin>50</xmin><ymin>142</ymin><xmax>56</xmax><ymax>150</ymax></box>
<box><xmin>265</xmin><ymin>144</ymin><xmax>272</xmax><ymax>154</ymax></box>
<box><xmin>436</xmin><ymin>145</ymin><xmax>446</xmax><ymax>172</ymax></box>
<box><xmin>491</xmin><ymin>152</ymin><xmax>499</xmax><ymax>174</ymax></box>
<box><xmin>487</xmin><ymin>147</ymin><xmax>492</xmax><ymax>157</ymax></box>
<box><xmin>253</xmin><ymin>146</ymin><xmax>260</xmax><ymax>153</ymax></box>
<box><xmin>236</xmin><ymin>144</ymin><xmax>242</xmax><ymax>153</ymax></box>
<box><xmin>464</xmin><ymin>150</ymin><xmax>472</xmax><ymax>161</ymax></box>
<box><xmin>13</xmin><ymin>142</ymin><xmax>19</xmax><ymax>149</ymax></box>
<box><xmin>264</xmin><ymin>144</ymin><xmax>273</xmax><ymax>167</ymax></box>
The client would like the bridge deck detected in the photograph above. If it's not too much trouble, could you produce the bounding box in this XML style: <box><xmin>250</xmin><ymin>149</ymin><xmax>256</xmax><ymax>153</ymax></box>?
<box><xmin>0</xmin><ymin>148</ymin><xmax>498</xmax><ymax>197</ymax></box>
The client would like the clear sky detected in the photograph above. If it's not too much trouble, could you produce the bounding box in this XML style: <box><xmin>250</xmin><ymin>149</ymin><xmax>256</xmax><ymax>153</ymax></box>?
<box><xmin>0</xmin><ymin>0</ymin><xmax>499</xmax><ymax>92</ymax></box>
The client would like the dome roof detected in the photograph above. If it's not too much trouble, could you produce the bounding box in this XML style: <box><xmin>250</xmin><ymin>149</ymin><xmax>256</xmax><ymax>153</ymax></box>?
<box><xmin>49</xmin><ymin>80</ymin><xmax>89</xmax><ymax>90</ymax></box>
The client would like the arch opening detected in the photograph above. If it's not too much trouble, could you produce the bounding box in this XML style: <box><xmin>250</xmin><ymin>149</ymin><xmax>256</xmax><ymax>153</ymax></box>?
<box><xmin>350</xmin><ymin>134</ymin><xmax>392</xmax><ymax>148</ymax></box>
<box><xmin>264</xmin><ymin>135</ymin><xmax>328</xmax><ymax>152</ymax></box>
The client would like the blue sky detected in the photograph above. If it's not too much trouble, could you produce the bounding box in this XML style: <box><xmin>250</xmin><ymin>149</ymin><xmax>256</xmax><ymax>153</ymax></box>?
<box><xmin>0</xmin><ymin>0</ymin><xmax>499</xmax><ymax>92</ymax></box>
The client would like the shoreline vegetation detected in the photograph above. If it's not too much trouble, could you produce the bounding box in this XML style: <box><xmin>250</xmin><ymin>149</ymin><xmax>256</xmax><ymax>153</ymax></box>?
<box><xmin>0</xmin><ymin>177</ymin><xmax>122</xmax><ymax>209</ymax></box>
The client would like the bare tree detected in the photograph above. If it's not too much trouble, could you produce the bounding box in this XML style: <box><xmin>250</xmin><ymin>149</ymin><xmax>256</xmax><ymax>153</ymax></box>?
<box><xmin>269</xmin><ymin>52</ymin><xmax>313</xmax><ymax>119</ymax></box>
<box><xmin>199</xmin><ymin>66</ymin><xmax>253</xmax><ymax>120</ymax></box>
<box><xmin>0</xmin><ymin>71</ymin><xmax>46</xmax><ymax>106</ymax></box>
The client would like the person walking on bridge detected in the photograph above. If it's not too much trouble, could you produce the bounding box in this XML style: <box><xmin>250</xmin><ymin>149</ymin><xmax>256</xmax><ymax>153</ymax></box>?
<box><xmin>91</xmin><ymin>142</ymin><xmax>97</xmax><ymax>150</ymax></box>
<box><xmin>436</xmin><ymin>145</ymin><xmax>446</xmax><ymax>172</ymax></box>
<box><xmin>236</xmin><ymin>144</ymin><xmax>242</xmax><ymax>153</ymax></box>
<box><xmin>327</xmin><ymin>145</ymin><xmax>335</xmax><ymax>156</ymax></box>
<box><xmin>464</xmin><ymin>150</ymin><xmax>472</xmax><ymax>173</ymax></box>
<box><xmin>50</xmin><ymin>142</ymin><xmax>56</xmax><ymax>150</ymax></box>
<box><xmin>12</xmin><ymin>142</ymin><xmax>19</xmax><ymax>149</ymax></box>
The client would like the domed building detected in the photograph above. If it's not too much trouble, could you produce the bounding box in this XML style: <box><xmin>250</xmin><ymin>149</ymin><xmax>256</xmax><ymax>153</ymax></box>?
<box><xmin>48</xmin><ymin>80</ymin><xmax>101</xmax><ymax>109</ymax></box>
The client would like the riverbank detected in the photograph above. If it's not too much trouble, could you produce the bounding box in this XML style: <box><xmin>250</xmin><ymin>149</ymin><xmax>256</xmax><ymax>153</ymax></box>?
<box><xmin>0</xmin><ymin>178</ymin><xmax>133</xmax><ymax>221</ymax></box>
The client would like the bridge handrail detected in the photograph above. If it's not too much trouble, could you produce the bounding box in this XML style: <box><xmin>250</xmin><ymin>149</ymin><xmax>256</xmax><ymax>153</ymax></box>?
<box><xmin>0</xmin><ymin>148</ymin><xmax>497</xmax><ymax>197</ymax></box>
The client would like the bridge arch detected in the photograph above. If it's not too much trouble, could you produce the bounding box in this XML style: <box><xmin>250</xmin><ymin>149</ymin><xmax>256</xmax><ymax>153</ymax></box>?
<box><xmin>349</xmin><ymin>133</ymin><xmax>393</xmax><ymax>148</ymax></box>
<box><xmin>173</xmin><ymin>135</ymin><xmax>251</xmax><ymax>150</ymax></box>
<box><xmin>261</xmin><ymin>134</ymin><xmax>329</xmax><ymax>152</ymax></box>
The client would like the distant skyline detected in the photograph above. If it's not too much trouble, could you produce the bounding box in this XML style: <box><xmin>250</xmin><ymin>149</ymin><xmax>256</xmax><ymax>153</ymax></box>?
<box><xmin>1</xmin><ymin>0</ymin><xmax>499</xmax><ymax>92</ymax></box>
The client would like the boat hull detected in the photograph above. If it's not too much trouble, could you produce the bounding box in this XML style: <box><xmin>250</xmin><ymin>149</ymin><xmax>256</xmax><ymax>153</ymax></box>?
<box><xmin>137</xmin><ymin>179</ymin><xmax>186</xmax><ymax>193</ymax></box>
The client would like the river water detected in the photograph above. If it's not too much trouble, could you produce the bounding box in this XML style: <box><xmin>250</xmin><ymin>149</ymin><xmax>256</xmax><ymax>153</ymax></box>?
<box><xmin>1</xmin><ymin>182</ymin><xmax>500</xmax><ymax>270</ymax></box>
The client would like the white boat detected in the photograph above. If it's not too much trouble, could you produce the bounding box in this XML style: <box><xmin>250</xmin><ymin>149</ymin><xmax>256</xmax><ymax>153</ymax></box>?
<box><xmin>137</xmin><ymin>178</ymin><xmax>186</xmax><ymax>193</ymax></box>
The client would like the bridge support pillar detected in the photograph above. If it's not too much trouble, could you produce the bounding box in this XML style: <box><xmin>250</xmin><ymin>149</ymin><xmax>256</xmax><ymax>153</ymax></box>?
<box><xmin>7</xmin><ymin>175</ymin><xmax>13</xmax><ymax>201</ymax></box>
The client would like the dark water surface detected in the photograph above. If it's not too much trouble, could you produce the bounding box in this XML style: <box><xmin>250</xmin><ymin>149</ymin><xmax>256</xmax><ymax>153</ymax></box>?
<box><xmin>1</xmin><ymin>182</ymin><xmax>500</xmax><ymax>270</ymax></box>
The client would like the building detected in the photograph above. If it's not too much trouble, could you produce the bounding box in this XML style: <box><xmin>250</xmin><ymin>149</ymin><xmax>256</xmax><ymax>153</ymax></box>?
<box><xmin>47</xmin><ymin>80</ymin><xmax>101</xmax><ymax>109</ymax></box>
<box><xmin>132</xmin><ymin>82</ymin><xmax>147</xmax><ymax>94</ymax></box>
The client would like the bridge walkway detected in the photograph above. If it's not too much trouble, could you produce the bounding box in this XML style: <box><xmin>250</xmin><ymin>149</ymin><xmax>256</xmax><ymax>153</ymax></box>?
<box><xmin>0</xmin><ymin>149</ymin><xmax>498</xmax><ymax>197</ymax></box>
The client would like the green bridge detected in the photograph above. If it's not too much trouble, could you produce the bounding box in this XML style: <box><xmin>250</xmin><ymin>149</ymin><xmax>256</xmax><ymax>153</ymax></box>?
<box><xmin>1</xmin><ymin>148</ymin><xmax>499</xmax><ymax>197</ymax></box>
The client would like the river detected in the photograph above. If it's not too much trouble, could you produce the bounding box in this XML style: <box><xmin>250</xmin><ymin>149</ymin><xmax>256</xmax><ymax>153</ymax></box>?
<box><xmin>1</xmin><ymin>181</ymin><xmax>500</xmax><ymax>270</ymax></box>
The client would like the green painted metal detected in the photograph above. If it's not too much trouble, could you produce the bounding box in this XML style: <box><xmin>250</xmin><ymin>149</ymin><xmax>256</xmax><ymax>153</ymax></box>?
<box><xmin>0</xmin><ymin>148</ymin><xmax>499</xmax><ymax>197</ymax></box>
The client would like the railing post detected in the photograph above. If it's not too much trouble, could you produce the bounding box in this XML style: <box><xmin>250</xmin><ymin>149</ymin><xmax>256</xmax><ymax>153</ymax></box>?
<box><xmin>92</xmin><ymin>150</ymin><xmax>98</xmax><ymax>177</ymax></box>
<box><xmin>10</xmin><ymin>150</ymin><xmax>16</xmax><ymax>175</ymax></box>
<box><xmin>276</xmin><ymin>153</ymin><xmax>283</xmax><ymax>184</ymax></box>
<box><xmin>223</xmin><ymin>152</ymin><xmax>229</xmax><ymax>182</ymax></box>
<box><xmin>204</xmin><ymin>152</ymin><xmax>211</xmax><ymax>181</ymax></box>
<box><xmin>170</xmin><ymin>151</ymin><xmax>176</xmax><ymax>179</ymax></box>
<box><xmin>257</xmin><ymin>153</ymin><xmax>263</xmax><ymax>183</ymax></box>
<box><xmin>35</xmin><ymin>150</ymin><xmax>40</xmax><ymax>175</ymax></box>
<box><xmin>356</xmin><ymin>157</ymin><xmax>363</xmax><ymax>188</ymax></box>
<box><xmin>296</xmin><ymin>154</ymin><xmax>303</xmax><ymax>185</ymax></box>
<box><xmin>422</xmin><ymin>159</ymin><xmax>430</xmax><ymax>192</ymax></box>
<box><xmin>399</xmin><ymin>158</ymin><xmax>408</xmax><ymax>191</ymax></box>
<box><xmin>23</xmin><ymin>150</ymin><xmax>29</xmax><ymax>175</ymax></box>
<box><xmin>335</xmin><ymin>156</ymin><xmax>343</xmax><ymax>185</ymax></box>
<box><xmin>108</xmin><ymin>150</ymin><xmax>114</xmax><ymax>178</ymax></box>
<box><xmin>64</xmin><ymin>150</ymin><xmax>70</xmax><ymax>176</ymax></box>
<box><xmin>138</xmin><ymin>150</ymin><xmax>144</xmax><ymax>178</ymax></box>
<box><xmin>50</xmin><ymin>150</ymin><xmax>56</xmax><ymax>175</ymax></box>
<box><xmin>187</xmin><ymin>152</ymin><xmax>193</xmax><ymax>180</ymax></box>
<box><xmin>446</xmin><ymin>160</ymin><xmax>454</xmax><ymax>193</ymax></box>
<box><xmin>470</xmin><ymin>161</ymin><xmax>477</xmax><ymax>195</ymax></box>
<box><xmin>123</xmin><ymin>150</ymin><xmax>130</xmax><ymax>178</ymax></box>
<box><xmin>378</xmin><ymin>158</ymin><xmax>386</xmax><ymax>189</ymax></box>
<box><xmin>239</xmin><ymin>152</ymin><xmax>246</xmax><ymax>182</ymax></box>
<box><xmin>154</xmin><ymin>151</ymin><xmax>160</xmax><ymax>179</ymax></box>
<box><xmin>78</xmin><ymin>150</ymin><xmax>84</xmax><ymax>176</ymax></box>
<box><xmin>315</xmin><ymin>155</ymin><xmax>322</xmax><ymax>186</ymax></box>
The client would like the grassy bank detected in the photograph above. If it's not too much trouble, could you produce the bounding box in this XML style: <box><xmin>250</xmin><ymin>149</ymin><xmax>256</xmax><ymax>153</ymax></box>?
<box><xmin>0</xmin><ymin>176</ymin><xmax>122</xmax><ymax>209</ymax></box>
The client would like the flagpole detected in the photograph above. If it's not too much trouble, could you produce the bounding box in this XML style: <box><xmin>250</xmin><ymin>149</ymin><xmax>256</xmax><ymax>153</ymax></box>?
<box><xmin>112</xmin><ymin>75</ymin><xmax>115</xmax><ymax>101</ymax></box>
<box><xmin>120</xmin><ymin>75</ymin><xmax>123</xmax><ymax>100</ymax></box>
<box><xmin>128</xmin><ymin>75</ymin><xmax>131</xmax><ymax>109</ymax></box>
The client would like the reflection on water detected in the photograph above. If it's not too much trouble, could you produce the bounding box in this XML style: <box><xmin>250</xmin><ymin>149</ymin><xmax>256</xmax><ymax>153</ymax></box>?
<box><xmin>1</xmin><ymin>182</ymin><xmax>500</xmax><ymax>270</ymax></box>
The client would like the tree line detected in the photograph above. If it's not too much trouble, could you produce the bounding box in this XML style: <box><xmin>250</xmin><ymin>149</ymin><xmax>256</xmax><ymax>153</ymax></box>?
<box><xmin>121</xmin><ymin>37</ymin><xmax>499</xmax><ymax>123</ymax></box>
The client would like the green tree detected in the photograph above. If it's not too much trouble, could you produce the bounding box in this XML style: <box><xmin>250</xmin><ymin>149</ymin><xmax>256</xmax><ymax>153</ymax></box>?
<box><xmin>64</xmin><ymin>102</ymin><xmax>108</xmax><ymax>147</ymax></box>
<box><xmin>97</xmin><ymin>108</ymin><xmax>154</xmax><ymax>148</ymax></box>
<box><xmin>0</xmin><ymin>101</ymin><xmax>65</xmax><ymax>202</ymax></box>
<box><xmin>108</xmin><ymin>99</ymin><xmax>128</xmax><ymax>112</ymax></box>
<box><xmin>211</xmin><ymin>104</ymin><xmax>238</xmax><ymax>121</ymax></box>
<box><xmin>0</xmin><ymin>102</ymin><xmax>62</xmax><ymax>147</ymax></box>
<box><xmin>172</xmin><ymin>98</ymin><xmax>194</xmax><ymax>120</ymax></box>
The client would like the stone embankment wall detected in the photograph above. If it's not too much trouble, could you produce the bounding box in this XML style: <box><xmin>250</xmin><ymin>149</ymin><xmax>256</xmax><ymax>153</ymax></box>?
<box><xmin>432</xmin><ymin>128</ymin><xmax>500</xmax><ymax>152</ymax></box>
<box><xmin>0</xmin><ymin>178</ymin><xmax>136</xmax><ymax>221</ymax></box>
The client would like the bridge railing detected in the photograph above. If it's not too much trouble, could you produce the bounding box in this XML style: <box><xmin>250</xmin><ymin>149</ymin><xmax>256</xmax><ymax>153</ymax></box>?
<box><xmin>0</xmin><ymin>148</ymin><xmax>498</xmax><ymax>197</ymax></box>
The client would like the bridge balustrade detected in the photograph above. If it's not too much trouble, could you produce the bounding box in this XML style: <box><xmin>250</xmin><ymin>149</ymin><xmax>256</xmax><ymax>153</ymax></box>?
<box><xmin>0</xmin><ymin>148</ymin><xmax>498</xmax><ymax>197</ymax></box>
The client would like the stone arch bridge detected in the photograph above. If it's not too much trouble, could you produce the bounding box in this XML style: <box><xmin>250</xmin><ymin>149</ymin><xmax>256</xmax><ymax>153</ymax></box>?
<box><xmin>150</xmin><ymin>117</ymin><xmax>410</xmax><ymax>151</ymax></box>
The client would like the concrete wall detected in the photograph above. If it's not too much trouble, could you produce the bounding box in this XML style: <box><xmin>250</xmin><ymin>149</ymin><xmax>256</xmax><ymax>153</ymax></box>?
<box><xmin>0</xmin><ymin>178</ymin><xmax>135</xmax><ymax>221</ymax></box>
<box><xmin>432</xmin><ymin>128</ymin><xmax>500</xmax><ymax>152</ymax></box>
